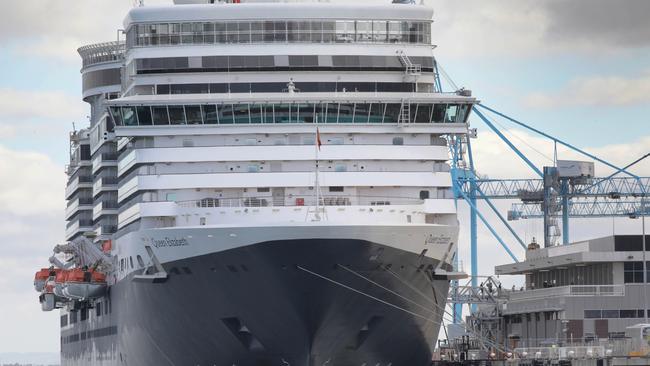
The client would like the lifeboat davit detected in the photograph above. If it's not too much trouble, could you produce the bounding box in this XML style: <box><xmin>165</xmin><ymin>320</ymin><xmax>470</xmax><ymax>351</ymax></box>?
<box><xmin>60</xmin><ymin>268</ymin><xmax>107</xmax><ymax>300</ymax></box>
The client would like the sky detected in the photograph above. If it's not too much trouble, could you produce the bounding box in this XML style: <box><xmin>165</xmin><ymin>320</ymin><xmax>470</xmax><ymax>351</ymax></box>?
<box><xmin>0</xmin><ymin>0</ymin><xmax>648</xmax><ymax>356</ymax></box>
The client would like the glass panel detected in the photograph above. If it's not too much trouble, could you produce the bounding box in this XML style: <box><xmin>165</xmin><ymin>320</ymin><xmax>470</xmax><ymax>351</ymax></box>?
<box><xmin>232</xmin><ymin>104</ymin><xmax>250</xmax><ymax>124</ymax></box>
<box><xmin>152</xmin><ymin>106</ymin><xmax>169</xmax><ymax>125</ymax></box>
<box><xmin>203</xmin><ymin>104</ymin><xmax>218</xmax><ymax>124</ymax></box>
<box><xmin>314</xmin><ymin>103</ymin><xmax>326</xmax><ymax>124</ymax></box>
<box><xmin>415</xmin><ymin>104</ymin><xmax>432</xmax><ymax>123</ymax></box>
<box><xmin>297</xmin><ymin>103</ymin><xmax>314</xmax><ymax>123</ymax></box>
<box><xmin>168</xmin><ymin>105</ymin><xmax>186</xmax><ymax>125</ymax></box>
<box><xmin>356</xmin><ymin>21</ymin><xmax>373</xmax><ymax>42</ymax></box>
<box><xmin>122</xmin><ymin>106</ymin><xmax>137</xmax><ymax>126</ymax></box>
<box><xmin>109</xmin><ymin>107</ymin><xmax>123</xmax><ymax>126</ymax></box>
<box><xmin>322</xmin><ymin>21</ymin><xmax>336</xmax><ymax>43</ymax></box>
<box><xmin>373</xmin><ymin>21</ymin><xmax>387</xmax><ymax>42</ymax></box>
<box><xmin>158</xmin><ymin>23</ymin><xmax>169</xmax><ymax>45</ymax></box>
<box><xmin>238</xmin><ymin>22</ymin><xmax>251</xmax><ymax>43</ymax></box>
<box><xmin>220</xmin><ymin>104</ymin><xmax>235</xmax><ymax>124</ymax></box>
<box><xmin>325</xmin><ymin>103</ymin><xmax>338</xmax><ymax>123</ymax></box>
<box><xmin>388</xmin><ymin>21</ymin><xmax>407</xmax><ymax>43</ymax></box>
<box><xmin>185</xmin><ymin>105</ymin><xmax>203</xmax><ymax>124</ymax></box>
<box><xmin>136</xmin><ymin>106</ymin><xmax>153</xmax><ymax>125</ymax></box>
<box><xmin>602</xmin><ymin>310</ymin><xmax>619</xmax><ymax>318</ymax></box>
<box><xmin>456</xmin><ymin>104</ymin><xmax>471</xmax><ymax>123</ymax></box>
<box><xmin>445</xmin><ymin>104</ymin><xmax>459</xmax><ymax>123</ymax></box>
<box><xmin>262</xmin><ymin>104</ymin><xmax>273</xmax><ymax>124</ymax></box>
<box><xmin>203</xmin><ymin>22</ymin><xmax>215</xmax><ymax>44</ymax></box>
<box><xmin>338</xmin><ymin>103</ymin><xmax>354</xmax><ymax>123</ymax></box>
<box><xmin>354</xmin><ymin>103</ymin><xmax>370</xmax><ymax>123</ymax></box>
<box><xmin>432</xmin><ymin>104</ymin><xmax>446</xmax><ymax>123</ymax></box>
<box><xmin>169</xmin><ymin>23</ymin><xmax>180</xmax><ymax>44</ymax></box>
<box><xmin>335</xmin><ymin>21</ymin><xmax>355</xmax><ymax>43</ymax></box>
<box><xmin>384</xmin><ymin>104</ymin><xmax>401</xmax><ymax>123</ymax></box>
<box><xmin>274</xmin><ymin>104</ymin><xmax>291</xmax><ymax>123</ymax></box>
<box><xmin>215</xmin><ymin>22</ymin><xmax>227</xmax><ymax>43</ymax></box>
<box><xmin>369</xmin><ymin>103</ymin><xmax>385</xmax><ymax>123</ymax></box>
<box><xmin>249</xmin><ymin>104</ymin><xmax>263</xmax><ymax>124</ymax></box>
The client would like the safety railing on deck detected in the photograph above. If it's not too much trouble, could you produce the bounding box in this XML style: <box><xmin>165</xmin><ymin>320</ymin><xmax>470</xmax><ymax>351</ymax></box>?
<box><xmin>175</xmin><ymin>195</ymin><xmax>424</xmax><ymax>209</ymax></box>
<box><xmin>508</xmin><ymin>285</ymin><xmax>625</xmax><ymax>301</ymax></box>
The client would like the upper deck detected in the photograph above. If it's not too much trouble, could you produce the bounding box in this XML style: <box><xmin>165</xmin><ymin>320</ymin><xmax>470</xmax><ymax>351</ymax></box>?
<box><xmin>124</xmin><ymin>2</ymin><xmax>434</xmax><ymax>50</ymax></box>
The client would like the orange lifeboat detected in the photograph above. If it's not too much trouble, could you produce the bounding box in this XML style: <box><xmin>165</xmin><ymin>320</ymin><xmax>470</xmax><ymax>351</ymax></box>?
<box><xmin>61</xmin><ymin>268</ymin><xmax>107</xmax><ymax>300</ymax></box>
<box><xmin>36</xmin><ymin>268</ymin><xmax>61</xmax><ymax>312</ymax></box>
<box><xmin>34</xmin><ymin>268</ymin><xmax>56</xmax><ymax>292</ymax></box>
<box><xmin>53</xmin><ymin>270</ymin><xmax>70</xmax><ymax>298</ymax></box>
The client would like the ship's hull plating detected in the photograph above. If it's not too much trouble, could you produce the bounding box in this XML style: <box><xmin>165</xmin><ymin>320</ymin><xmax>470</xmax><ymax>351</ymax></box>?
<box><xmin>62</xmin><ymin>238</ymin><xmax>451</xmax><ymax>366</ymax></box>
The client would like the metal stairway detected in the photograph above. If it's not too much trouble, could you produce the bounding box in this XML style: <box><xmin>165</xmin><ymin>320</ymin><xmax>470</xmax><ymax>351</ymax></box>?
<box><xmin>398</xmin><ymin>99</ymin><xmax>411</xmax><ymax>124</ymax></box>
<box><xmin>397</xmin><ymin>50</ymin><xmax>421</xmax><ymax>76</ymax></box>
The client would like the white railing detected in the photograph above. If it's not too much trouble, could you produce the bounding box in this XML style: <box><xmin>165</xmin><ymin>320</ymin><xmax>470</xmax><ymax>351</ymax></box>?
<box><xmin>175</xmin><ymin>195</ymin><xmax>424</xmax><ymax>209</ymax></box>
<box><xmin>508</xmin><ymin>285</ymin><xmax>625</xmax><ymax>301</ymax></box>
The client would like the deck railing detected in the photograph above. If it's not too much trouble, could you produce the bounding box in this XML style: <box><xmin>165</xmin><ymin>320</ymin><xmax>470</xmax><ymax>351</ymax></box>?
<box><xmin>175</xmin><ymin>195</ymin><xmax>424</xmax><ymax>209</ymax></box>
<box><xmin>508</xmin><ymin>285</ymin><xmax>625</xmax><ymax>301</ymax></box>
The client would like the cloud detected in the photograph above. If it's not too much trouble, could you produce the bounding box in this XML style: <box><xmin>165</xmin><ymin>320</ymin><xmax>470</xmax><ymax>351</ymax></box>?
<box><xmin>0</xmin><ymin>88</ymin><xmax>85</xmax><ymax>146</ymax></box>
<box><xmin>0</xmin><ymin>88</ymin><xmax>84</xmax><ymax>120</ymax></box>
<box><xmin>543</xmin><ymin>0</ymin><xmax>650</xmax><ymax>49</ymax></box>
<box><xmin>0</xmin><ymin>145</ymin><xmax>65</xmax><ymax>353</ymax></box>
<box><xmin>0</xmin><ymin>145</ymin><xmax>66</xmax><ymax>216</ymax></box>
<box><xmin>522</xmin><ymin>71</ymin><xmax>650</xmax><ymax>108</ymax></box>
<box><xmin>0</xmin><ymin>0</ymin><xmax>170</xmax><ymax>62</ymax></box>
<box><xmin>471</xmin><ymin>129</ymin><xmax>650</xmax><ymax>179</ymax></box>
<box><xmin>429</xmin><ymin>0</ymin><xmax>650</xmax><ymax>59</ymax></box>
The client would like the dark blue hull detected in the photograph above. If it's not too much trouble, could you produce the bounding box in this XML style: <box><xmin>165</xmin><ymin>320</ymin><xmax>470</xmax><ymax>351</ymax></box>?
<box><xmin>61</xmin><ymin>239</ymin><xmax>450</xmax><ymax>366</ymax></box>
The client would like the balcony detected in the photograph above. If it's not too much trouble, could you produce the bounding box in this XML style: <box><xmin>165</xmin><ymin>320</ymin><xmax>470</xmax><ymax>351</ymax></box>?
<box><xmin>92</xmin><ymin>152</ymin><xmax>119</xmax><ymax>174</ymax></box>
<box><xmin>95</xmin><ymin>224</ymin><xmax>118</xmax><ymax>237</ymax></box>
<box><xmin>93</xmin><ymin>176</ymin><xmax>119</xmax><ymax>197</ymax></box>
<box><xmin>65</xmin><ymin>197</ymin><xmax>94</xmax><ymax>220</ymax></box>
<box><xmin>93</xmin><ymin>200</ymin><xmax>120</xmax><ymax>220</ymax></box>
<box><xmin>65</xmin><ymin>219</ymin><xmax>94</xmax><ymax>241</ymax></box>
<box><xmin>65</xmin><ymin>175</ymin><xmax>93</xmax><ymax>199</ymax></box>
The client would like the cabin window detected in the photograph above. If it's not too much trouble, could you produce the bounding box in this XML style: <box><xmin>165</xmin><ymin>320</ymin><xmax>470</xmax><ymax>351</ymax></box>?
<box><xmin>137</xmin><ymin>255</ymin><xmax>145</xmax><ymax>268</ymax></box>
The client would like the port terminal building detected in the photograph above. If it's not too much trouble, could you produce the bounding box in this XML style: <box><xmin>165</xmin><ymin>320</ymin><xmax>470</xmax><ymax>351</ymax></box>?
<box><xmin>494</xmin><ymin>235</ymin><xmax>650</xmax><ymax>349</ymax></box>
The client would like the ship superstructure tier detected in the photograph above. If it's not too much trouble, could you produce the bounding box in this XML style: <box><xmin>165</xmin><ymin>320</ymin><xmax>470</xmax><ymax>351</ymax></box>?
<box><xmin>42</xmin><ymin>1</ymin><xmax>478</xmax><ymax>365</ymax></box>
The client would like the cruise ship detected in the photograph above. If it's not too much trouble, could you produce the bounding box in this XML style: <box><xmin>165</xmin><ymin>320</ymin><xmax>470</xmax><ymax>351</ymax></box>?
<box><xmin>35</xmin><ymin>0</ymin><xmax>477</xmax><ymax>365</ymax></box>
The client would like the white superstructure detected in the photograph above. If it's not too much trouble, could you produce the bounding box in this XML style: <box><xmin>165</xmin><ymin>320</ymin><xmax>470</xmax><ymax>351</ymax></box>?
<box><xmin>54</xmin><ymin>2</ymin><xmax>476</xmax><ymax>364</ymax></box>
<box><xmin>66</xmin><ymin>0</ymin><xmax>475</xmax><ymax>245</ymax></box>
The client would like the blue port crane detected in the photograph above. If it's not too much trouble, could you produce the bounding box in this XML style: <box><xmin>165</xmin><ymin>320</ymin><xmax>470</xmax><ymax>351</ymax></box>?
<box><xmin>432</xmin><ymin>62</ymin><xmax>648</xmax><ymax>323</ymax></box>
<box><xmin>446</xmin><ymin>103</ymin><xmax>649</xmax><ymax>323</ymax></box>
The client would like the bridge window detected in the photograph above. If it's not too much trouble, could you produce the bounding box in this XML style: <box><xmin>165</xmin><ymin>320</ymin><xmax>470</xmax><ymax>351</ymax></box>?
<box><xmin>110</xmin><ymin>102</ymin><xmax>472</xmax><ymax>127</ymax></box>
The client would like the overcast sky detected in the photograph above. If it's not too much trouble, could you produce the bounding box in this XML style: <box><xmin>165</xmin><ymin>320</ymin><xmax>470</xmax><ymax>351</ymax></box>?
<box><xmin>0</xmin><ymin>0</ymin><xmax>648</xmax><ymax>355</ymax></box>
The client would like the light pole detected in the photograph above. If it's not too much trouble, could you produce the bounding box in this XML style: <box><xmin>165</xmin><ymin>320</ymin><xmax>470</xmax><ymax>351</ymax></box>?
<box><xmin>641</xmin><ymin>192</ymin><xmax>648</xmax><ymax>324</ymax></box>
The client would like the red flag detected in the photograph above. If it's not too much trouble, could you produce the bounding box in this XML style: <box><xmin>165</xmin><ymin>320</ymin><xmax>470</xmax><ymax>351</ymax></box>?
<box><xmin>316</xmin><ymin>128</ymin><xmax>322</xmax><ymax>151</ymax></box>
